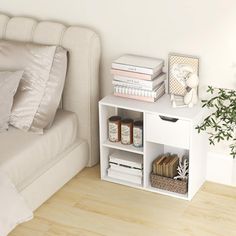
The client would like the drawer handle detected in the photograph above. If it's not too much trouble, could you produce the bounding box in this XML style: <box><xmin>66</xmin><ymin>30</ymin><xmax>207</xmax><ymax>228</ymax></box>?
<box><xmin>159</xmin><ymin>115</ymin><xmax>179</xmax><ymax>123</ymax></box>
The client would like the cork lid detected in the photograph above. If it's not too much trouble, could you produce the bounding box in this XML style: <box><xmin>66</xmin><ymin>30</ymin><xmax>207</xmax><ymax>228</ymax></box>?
<box><xmin>134</xmin><ymin>120</ymin><xmax>143</xmax><ymax>127</ymax></box>
<box><xmin>108</xmin><ymin>116</ymin><xmax>121</xmax><ymax>122</ymax></box>
<box><xmin>121</xmin><ymin>118</ymin><xmax>133</xmax><ymax>124</ymax></box>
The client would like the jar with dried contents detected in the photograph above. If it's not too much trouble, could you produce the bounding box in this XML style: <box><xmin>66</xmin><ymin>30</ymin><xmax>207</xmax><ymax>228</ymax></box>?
<box><xmin>133</xmin><ymin>120</ymin><xmax>143</xmax><ymax>148</ymax></box>
<box><xmin>108</xmin><ymin>116</ymin><xmax>121</xmax><ymax>142</ymax></box>
<box><xmin>121</xmin><ymin>118</ymin><xmax>133</xmax><ymax>145</ymax></box>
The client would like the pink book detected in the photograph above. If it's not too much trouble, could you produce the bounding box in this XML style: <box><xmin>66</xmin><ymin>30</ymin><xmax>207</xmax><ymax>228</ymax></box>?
<box><xmin>114</xmin><ymin>90</ymin><xmax>165</xmax><ymax>103</ymax></box>
<box><xmin>111</xmin><ymin>68</ymin><xmax>162</xmax><ymax>81</ymax></box>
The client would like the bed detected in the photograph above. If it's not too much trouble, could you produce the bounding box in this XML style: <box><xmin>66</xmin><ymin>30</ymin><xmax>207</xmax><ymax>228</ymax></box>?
<box><xmin>0</xmin><ymin>13</ymin><xmax>101</xmax><ymax>211</ymax></box>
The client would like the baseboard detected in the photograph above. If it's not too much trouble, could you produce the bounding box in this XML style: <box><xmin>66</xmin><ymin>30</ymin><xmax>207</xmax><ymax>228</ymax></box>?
<box><xmin>206</xmin><ymin>151</ymin><xmax>236</xmax><ymax>187</ymax></box>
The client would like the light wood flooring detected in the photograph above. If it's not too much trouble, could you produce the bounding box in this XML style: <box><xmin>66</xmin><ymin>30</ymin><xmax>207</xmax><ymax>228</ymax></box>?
<box><xmin>10</xmin><ymin>165</ymin><xmax>236</xmax><ymax>236</ymax></box>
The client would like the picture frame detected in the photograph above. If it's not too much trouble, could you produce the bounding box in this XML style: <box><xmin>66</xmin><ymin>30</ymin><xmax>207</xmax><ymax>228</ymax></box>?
<box><xmin>168</xmin><ymin>53</ymin><xmax>199</xmax><ymax>96</ymax></box>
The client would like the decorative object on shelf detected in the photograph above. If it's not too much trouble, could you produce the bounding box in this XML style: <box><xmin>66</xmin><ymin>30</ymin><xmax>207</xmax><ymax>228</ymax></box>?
<box><xmin>108</xmin><ymin>116</ymin><xmax>121</xmax><ymax>142</ymax></box>
<box><xmin>150</xmin><ymin>153</ymin><xmax>188</xmax><ymax>194</ymax></box>
<box><xmin>183</xmin><ymin>73</ymin><xmax>199</xmax><ymax>107</ymax></box>
<box><xmin>168</xmin><ymin>53</ymin><xmax>199</xmax><ymax>95</ymax></box>
<box><xmin>168</xmin><ymin>53</ymin><xmax>199</xmax><ymax>108</ymax></box>
<box><xmin>196</xmin><ymin>86</ymin><xmax>236</xmax><ymax>158</ymax></box>
<box><xmin>174</xmin><ymin>158</ymin><xmax>189</xmax><ymax>181</ymax></box>
<box><xmin>150</xmin><ymin>174</ymin><xmax>188</xmax><ymax>194</ymax></box>
<box><xmin>121</xmin><ymin>118</ymin><xmax>134</xmax><ymax>145</ymax></box>
<box><xmin>133</xmin><ymin>120</ymin><xmax>143</xmax><ymax>148</ymax></box>
<box><xmin>111</xmin><ymin>54</ymin><xmax>166</xmax><ymax>102</ymax></box>
<box><xmin>171</xmin><ymin>72</ymin><xmax>200</xmax><ymax>108</ymax></box>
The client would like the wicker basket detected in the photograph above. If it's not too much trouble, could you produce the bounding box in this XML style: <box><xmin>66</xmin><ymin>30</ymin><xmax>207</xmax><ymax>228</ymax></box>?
<box><xmin>150</xmin><ymin>173</ymin><xmax>188</xmax><ymax>194</ymax></box>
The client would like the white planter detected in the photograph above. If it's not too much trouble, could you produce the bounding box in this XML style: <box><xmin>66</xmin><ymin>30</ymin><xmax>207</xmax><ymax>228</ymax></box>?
<box><xmin>207</xmin><ymin>151</ymin><xmax>236</xmax><ymax>186</ymax></box>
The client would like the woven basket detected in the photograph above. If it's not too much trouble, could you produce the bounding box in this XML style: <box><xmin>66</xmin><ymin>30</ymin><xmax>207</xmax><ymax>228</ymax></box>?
<box><xmin>150</xmin><ymin>173</ymin><xmax>188</xmax><ymax>194</ymax></box>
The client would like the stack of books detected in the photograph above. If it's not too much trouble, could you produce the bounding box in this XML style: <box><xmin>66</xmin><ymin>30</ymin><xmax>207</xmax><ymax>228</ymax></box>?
<box><xmin>107</xmin><ymin>151</ymin><xmax>143</xmax><ymax>185</ymax></box>
<box><xmin>152</xmin><ymin>153</ymin><xmax>179</xmax><ymax>178</ymax></box>
<box><xmin>111</xmin><ymin>54</ymin><xmax>166</xmax><ymax>102</ymax></box>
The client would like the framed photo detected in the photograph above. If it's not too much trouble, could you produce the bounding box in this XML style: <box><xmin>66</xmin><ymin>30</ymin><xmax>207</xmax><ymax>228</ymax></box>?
<box><xmin>168</xmin><ymin>53</ymin><xmax>199</xmax><ymax>96</ymax></box>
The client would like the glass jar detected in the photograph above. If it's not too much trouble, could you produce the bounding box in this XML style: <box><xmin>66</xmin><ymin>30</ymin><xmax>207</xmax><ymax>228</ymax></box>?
<box><xmin>121</xmin><ymin>119</ymin><xmax>133</xmax><ymax>145</ymax></box>
<box><xmin>133</xmin><ymin>120</ymin><xmax>143</xmax><ymax>148</ymax></box>
<box><xmin>108</xmin><ymin>116</ymin><xmax>121</xmax><ymax>142</ymax></box>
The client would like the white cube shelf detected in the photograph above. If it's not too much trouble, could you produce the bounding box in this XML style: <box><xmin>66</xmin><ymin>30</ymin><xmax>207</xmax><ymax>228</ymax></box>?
<box><xmin>99</xmin><ymin>94</ymin><xmax>207</xmax><ymax>200</ymax></box>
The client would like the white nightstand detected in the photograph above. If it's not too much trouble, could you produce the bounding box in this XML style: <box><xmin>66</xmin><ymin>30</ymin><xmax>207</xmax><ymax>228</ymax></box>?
<box><xmin>99</xmin><ymin>94</ymin><xmax>207</xmax><ymax>200</ymax></box>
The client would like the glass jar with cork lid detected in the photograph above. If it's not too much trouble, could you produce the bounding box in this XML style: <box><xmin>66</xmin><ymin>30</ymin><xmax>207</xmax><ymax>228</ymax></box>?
<box><xmin>108</xmin><ymin>116</ymin><xmax>121</xmax><ymax>142</ymax></box>
<box><xmin>121</xmin><ymin>118</ymin><xmax>133</xmax><ymax>145</ymax></box>
<box><xmin>133</xmin><ymin>120</ymin><xmax>143</xmax><ymax>148</ymax></box>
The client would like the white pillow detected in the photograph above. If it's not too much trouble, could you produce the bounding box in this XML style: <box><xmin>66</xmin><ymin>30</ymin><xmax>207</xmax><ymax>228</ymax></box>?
<box><xmin>29</xmin><ymin>46</ymin><xmax>68</xmax><ymax>133</ymax></box>
<box><xmin>0</xmin><ymin>40</ymin><xmax>67</xmax><ymax>134</ymax></box>
<box><xmin>0</xmin><ymin>71</ymin><xmax>23</xmax><ymax>132</ymax></box>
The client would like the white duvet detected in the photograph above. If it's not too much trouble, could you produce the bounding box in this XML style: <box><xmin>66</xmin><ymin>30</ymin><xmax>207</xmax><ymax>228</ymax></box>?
<box><xmin>0</xmin><ymin>171</ymin><xmax>33</xmax><ymax>236</ymax></box>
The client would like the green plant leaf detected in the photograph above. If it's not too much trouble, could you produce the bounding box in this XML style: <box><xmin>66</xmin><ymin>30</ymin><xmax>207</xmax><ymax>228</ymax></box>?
<box><xmin>196</xmin><ymin>86</ymin><xmax>236</xmax><ymax>158</ymax></box>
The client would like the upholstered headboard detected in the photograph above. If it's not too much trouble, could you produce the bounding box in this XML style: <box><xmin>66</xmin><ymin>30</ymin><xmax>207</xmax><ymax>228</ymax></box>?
<box><xmin>0</xmin><ymin>13</ymin><xmax>101</xmax><ymax>167</ymax></box>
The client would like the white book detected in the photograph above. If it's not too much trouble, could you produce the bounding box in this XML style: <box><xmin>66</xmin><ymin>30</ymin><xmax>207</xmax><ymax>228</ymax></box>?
<box><xmin>114</xmin><ymin>88</ymin><xmax>165</xmax><ymax>102</ymax></box>
<box><xmin>114</xmin><ymin>82</ymin><xmax>165</xmax><ymax>98</ymax></box>
<box><xmin>109</xmin><ymin>151</ymin><xmax>143</xmax><ymax>169</ymax></box>
<box><xmin>109</xmin><ymin>163</ymin><xmax>143</xmax><ymax>176</ymax></box>
<box><xmin>111</xmin><ymin>68</ymin><xmax>162</xmax><ymax>80</ymax></box>
<box><xmin>107</xmin><ymin>168</ymin><xmax>142</xmax><ymax>185</ymax></box>
<box><xmin>112</xmin><ymin>54</ymin><xmax>164</xmax><ymax>75</ymax></box>
<box><xmin>112</xmin><ymin>73</ymin><xmax>166</xmax><ymax>91</ymax></box>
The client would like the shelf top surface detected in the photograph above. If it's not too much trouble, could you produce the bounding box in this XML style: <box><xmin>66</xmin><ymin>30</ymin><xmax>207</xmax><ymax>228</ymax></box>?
<box><xmin>99</xmin><ymin>94</ymin><xmax>205</xmax><ymax>121</ymax></box>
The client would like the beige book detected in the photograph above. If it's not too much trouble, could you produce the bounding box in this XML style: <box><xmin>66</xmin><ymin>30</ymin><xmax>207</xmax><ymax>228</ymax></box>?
<box><xmin>155</xmin><ymin>156</ymin><xmax>166</xmax><ymax>176</ymax></box>
<box><xmin>168</xmin><ymin>156</ymin><xmax>179</xmax><ymax>178</ymax></box>
<box><xmin>162</xmin><ymin>157</ymin><xmax>172</xmax><ymax>177</ymax></box>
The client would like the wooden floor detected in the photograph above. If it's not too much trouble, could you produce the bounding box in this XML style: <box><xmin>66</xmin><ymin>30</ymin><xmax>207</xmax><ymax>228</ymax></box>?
<box><xmin>10</xmin><ymin>166</ymin><xmax>236</xmax><ymax>236</ymax></box>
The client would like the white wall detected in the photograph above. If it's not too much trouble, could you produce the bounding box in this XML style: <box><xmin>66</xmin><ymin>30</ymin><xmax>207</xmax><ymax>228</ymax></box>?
<box><xmin>1</xmin><ymin>0</ymin><xmax>236</xmax><ymax>185</ymax></box>
<box><xmin>1</xmin><ymin>0</ymin><xmax>236</xmax><ymax>97</ymax></box>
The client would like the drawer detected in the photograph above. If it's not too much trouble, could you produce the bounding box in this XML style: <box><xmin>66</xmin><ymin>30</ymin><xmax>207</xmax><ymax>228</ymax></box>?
<box><xmin>145</xmin><ymin>113</ymin><xmax>190</xmax><ymax>149</ymax></box>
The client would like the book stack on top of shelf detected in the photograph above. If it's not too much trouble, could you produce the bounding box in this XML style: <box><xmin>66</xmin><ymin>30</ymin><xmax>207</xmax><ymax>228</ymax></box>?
<box><xmin>107</xmin><ymin>151</ymin><xmax>143</xmax><ymax>185</ymax></box>
<box><xmin>111</xmin><ymin>54</ymin><xmax>166</xmax><ymax>102</ymax></box>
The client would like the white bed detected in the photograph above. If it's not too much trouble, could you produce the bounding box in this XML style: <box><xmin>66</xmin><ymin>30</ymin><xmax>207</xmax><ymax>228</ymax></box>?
<box><xmin>0</xmin><ymin>13</ymin><xmax>101</xmax><ymax>211</ymax></box>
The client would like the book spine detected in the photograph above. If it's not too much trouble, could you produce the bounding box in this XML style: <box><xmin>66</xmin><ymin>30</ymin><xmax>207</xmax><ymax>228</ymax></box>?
<box><xmin>114</xmin><ymin>89</ymin><xmax>165</xmax><ymax>102</ymax></box>
<box><xmin>113</xmin><ymin>73</ymin><xmax>166</xmax><ymax>88</ymax></box>
<box><xmin>111</xmin><ymin>69</ymin><xmax>153</xmax><ymax>80</ymax></box>
<box><xmin>112</xmin><ymin>63</ymin><xmax>160</xmax><ymax>75</ymax></box>
<box><xmin>114</xmin><ymin>83</ymin><xmax>165</xmax><ymax>98</ymax></box>
<box><xmin>112</xmin><ymin>80</ymin><xmax>154</xmax><ymax>91</ymax></box>
<box><xmin>113</xmin><ymin>76</ymin><xmax>153</xmax><ymax>86</ymax></box>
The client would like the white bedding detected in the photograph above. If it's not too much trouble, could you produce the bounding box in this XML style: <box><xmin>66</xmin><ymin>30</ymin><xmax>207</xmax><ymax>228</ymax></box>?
<box><xmin>0</xmin><ymin>109</ymin><xmax>78</xmax><ymax>191</ymax></box>
<box><xmin>0</xmin><ymin>171</ymin><xmax>33</xmax><ymax>236</ymax></box>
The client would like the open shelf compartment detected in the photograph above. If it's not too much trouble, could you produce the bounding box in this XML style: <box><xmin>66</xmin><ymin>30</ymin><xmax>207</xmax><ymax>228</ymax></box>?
<box><xmin>99</xmin><ymin>103</ymin><xmax>144</xmax><ymax>153</ymax></box>
<box><xmin>144</xmin><ymin>141</ymin><xmax>189</xmax><ymax>199</ymax></box>
<box><xmin>100</xmin><ymin>147</ymin><xmax>144</xmax><ymax>188</ymax></box>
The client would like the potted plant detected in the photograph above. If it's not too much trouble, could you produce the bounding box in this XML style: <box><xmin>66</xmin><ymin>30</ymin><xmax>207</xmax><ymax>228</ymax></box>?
<box><xmin>196</xmin><ymin>86</ymin><xmax>236</xmax><ymax>158</ymax></box>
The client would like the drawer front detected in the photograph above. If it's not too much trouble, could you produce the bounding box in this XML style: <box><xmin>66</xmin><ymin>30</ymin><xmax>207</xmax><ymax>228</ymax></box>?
<box><xmin>146</xmin><ymin>113</ymin><xmax>190</xmax><ymax>149</ymax></box>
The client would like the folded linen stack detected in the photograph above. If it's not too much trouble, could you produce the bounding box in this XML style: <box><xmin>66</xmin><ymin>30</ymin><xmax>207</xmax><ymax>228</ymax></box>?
<box><xmin>111</xmin><ymin>54</ymin><xmax>166</xmax><ymax>102</ymax></box>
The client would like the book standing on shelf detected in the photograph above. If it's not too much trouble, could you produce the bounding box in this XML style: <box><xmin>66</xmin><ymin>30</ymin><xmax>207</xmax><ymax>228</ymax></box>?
<box><xmin>111</xmin><ymin>54</ymin><xmax>166</xmax><ymax>102</ymax></box>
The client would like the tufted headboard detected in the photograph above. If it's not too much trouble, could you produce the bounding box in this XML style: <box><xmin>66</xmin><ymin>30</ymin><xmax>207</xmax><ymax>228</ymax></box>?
<box><xmin>0</xmin><ymin>13</ymin><xmax>101</xmax><ymax>167</ymax></box>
